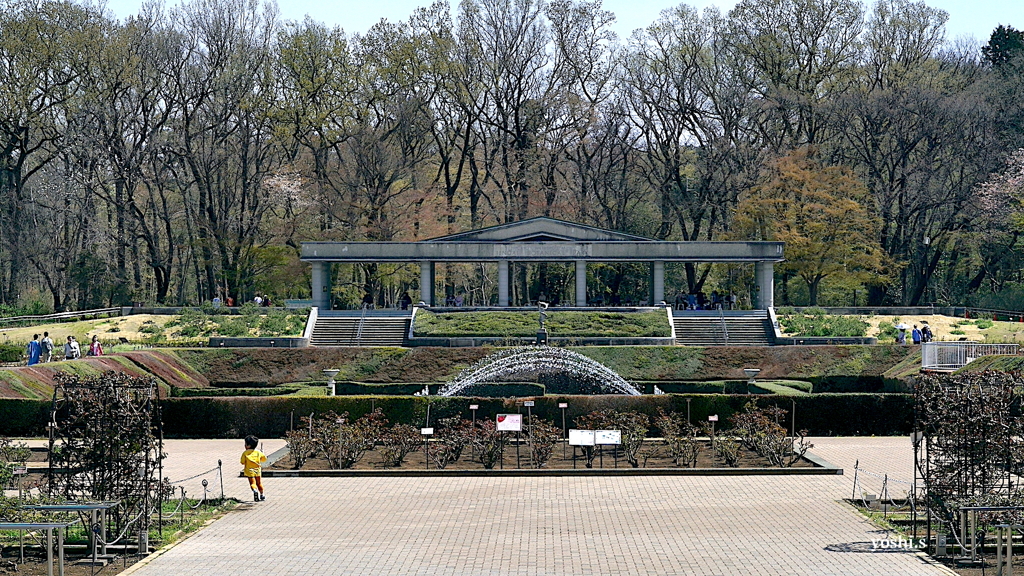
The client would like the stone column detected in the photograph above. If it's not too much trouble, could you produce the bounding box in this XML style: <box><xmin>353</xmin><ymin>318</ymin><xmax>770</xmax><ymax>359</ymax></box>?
<box><xmin>575</xmin><ymin>260</ymin><xmax>587</xmax><ymax>306</ymax></box>
<box><xmin>419</xmin><ymin>261</ymin><xmax>435</xmax><ymax>306</ymax></box>
<box><xmin>498</xmin><ymin>260</ymin><xmax>510</xmax><ymax>307</ymax></box>
<box><xmin>311</xmin><ymin>261</ymin><xmax>332</xmax><ymax>310</ymax></box>
<box><xmin>755</xmin><ymin>261</ymin><xmax>775</xmax><ymax>309</ymax></box>
<box><xmin>652</xmin><ymin>261</ymin><xmax>665</xmax><ymax>305</ymax></box>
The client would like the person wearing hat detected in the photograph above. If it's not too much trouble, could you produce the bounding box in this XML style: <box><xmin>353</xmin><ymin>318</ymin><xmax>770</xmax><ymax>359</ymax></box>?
<box><xmin>895</xmin><ymin>322</ymin><xmax>908</xmax><ymax>345</ymax></box>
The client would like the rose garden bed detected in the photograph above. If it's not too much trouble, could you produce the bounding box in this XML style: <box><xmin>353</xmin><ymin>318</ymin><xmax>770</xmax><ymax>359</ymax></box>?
<box><xmin>263</xmin><ymin>438</ymin><xmax>835</xmax><ymax>476</ymax></box>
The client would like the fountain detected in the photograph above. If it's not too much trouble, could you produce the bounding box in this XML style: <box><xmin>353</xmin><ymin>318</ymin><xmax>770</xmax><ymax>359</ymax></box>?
<box><xmin>437</xmin><ymin>346</ymin><xmax>642</xmax><ymax>397</ymax></box>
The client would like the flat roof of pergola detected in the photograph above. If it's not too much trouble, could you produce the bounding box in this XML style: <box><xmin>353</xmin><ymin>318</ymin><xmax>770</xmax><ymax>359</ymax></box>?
<box><xmin>301</xmin><ymin>218</ymin><xmax>784</xmax><ymax>263</ymax></box>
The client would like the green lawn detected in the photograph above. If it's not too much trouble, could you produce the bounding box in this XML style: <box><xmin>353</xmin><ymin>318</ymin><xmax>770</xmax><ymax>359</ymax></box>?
<box><xmin>413</xmin><ymin>310</ymin><xmax>672</xmax><ymax>338</ymax></box>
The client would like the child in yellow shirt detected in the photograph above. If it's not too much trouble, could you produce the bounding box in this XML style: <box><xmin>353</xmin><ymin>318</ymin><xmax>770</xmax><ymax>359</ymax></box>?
<box><xmin>241</xmin><ymin>435</ymin><xmax>267</xmax><ymax>501</ymax></box>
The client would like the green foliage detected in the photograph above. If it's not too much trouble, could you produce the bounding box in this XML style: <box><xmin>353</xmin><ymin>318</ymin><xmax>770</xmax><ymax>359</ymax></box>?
<box><xmin>214</xmin><ymin>317</ymin><xmax>250</xmax><ymax>337</ymax></box>
<box><xmin>413</xmin><ymin>310</ymin><xmax>671</xmax><ymax>338</ymax></box>
<box><xmin>0</xmin><ymin>344</ymin><xmax>23</xmax><ymax>362</ymax></box>
<box><xmin>139</xmin><ymin>323</ymin><xmax>162</xmax><ymax>334</ymax></box>
<box><xmin>777</xmin><ymin>310</ymin><xmax>869</xmax><ymax>337</ymax></box>
<box><xmin>976</xmin><ymin>319</ymin><xmax>995</xmax><ymax>329</ymax></box>
<box><xmin>878</xmin><ymin>322</ymin><xmax>899</xmax><ymax>342</ymax></box>
<box><xmin>259</xmin><ymin>310</ymin><xmax>290</xmax><ymax>336</ymax></box>
<box><xmin>983</xmin><ymin>25</ymin><xmax>1024</xmax><ymax>67</ymax></box>
<box><xmin>0</xmin><ymin>299</ymin><xmax>52</xmax><ymax>318</ymax></box>
<box><xmin>239</xmin><ymin>303</ymin><xmax>262</xmax><ymax>328</ymax></box>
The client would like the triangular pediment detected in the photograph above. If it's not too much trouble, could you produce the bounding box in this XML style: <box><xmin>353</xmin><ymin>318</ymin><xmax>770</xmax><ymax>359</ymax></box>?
<box><xmin>425</xmin><ymin>217</ymin><xmax>653</xmax><ymax>243</ymax></box>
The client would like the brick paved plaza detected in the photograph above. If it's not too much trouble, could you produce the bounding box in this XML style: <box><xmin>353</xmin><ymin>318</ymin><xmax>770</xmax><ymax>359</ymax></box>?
<box><xmin>116</xmin><ymin>437</ymin><xmax>955</xmax><ymax>576</ymax></box>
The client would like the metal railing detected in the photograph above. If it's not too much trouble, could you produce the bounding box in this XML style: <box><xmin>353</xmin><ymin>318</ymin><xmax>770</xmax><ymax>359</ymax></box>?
<box><xmin>718</xmin><ymin>307</ymin><xmax>729</xmax><ymax>345</ymax></box>
<box><xmin>921</xmin><ymin>342</ymin><xmax>1019</xmax><ymax>370</ymax></box>
<box><xmin>0</xmin><ymin>307</ymin><xmax>121</xmax><ymax>326</ymax></box>
<box><xmin>354</xmin><ymin>304</ymin><xmax>368</xmax><ymax>345</ymax></box>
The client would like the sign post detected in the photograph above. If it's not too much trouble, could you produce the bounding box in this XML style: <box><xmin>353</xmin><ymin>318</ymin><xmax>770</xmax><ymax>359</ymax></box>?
<box><xmin>596</xmin><ymin>430</ymin><xmax>622</xmax><ymax>468</ymax></box>
<box><xmin>708</xmin><ymin>414</ymin><xmax>718</xmax><ymax>444</ymax></box>
<box><xmin>568</xmin><ymin>430</ymin><xmax>596</xmax><ymax>469</ymax></box>
<box><xmin>421</xmin><ymin>427</ymin><xmax>434</xmax><ymax>469</ymax></box>
<box><xmin>496</xmin><ymin>414</ymin><xmax>522</xmax><ymax>470</ymax></box>
<box><xmin>470</xmin><ymin>404</ymin><xmax>479</xmax><ymax>456</ymax></box>
<box><xmin>558</xmin><ymin>402</ymin><xmax>568</xmax><ymax>460</ymax></box>
<box><xmin>524</xmin><ymin>400</ymin><xmax>535</xmax><ymax>467</ymax></box>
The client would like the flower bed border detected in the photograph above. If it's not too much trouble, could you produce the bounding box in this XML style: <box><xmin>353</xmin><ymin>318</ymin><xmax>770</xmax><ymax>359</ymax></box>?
<box><xmin>257</xmin><ymin>448</ymin><xmax>842</xmax><ymax>477</ymax></box>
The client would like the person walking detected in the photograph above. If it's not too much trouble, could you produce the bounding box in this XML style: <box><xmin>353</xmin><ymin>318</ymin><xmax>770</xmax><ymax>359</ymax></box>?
<box><xmin>64</xmin><ymin>336</ymin><xmax>81</xmax><ymax>360</ymax></box>
<box><xmin>911</xmin><ymin>325</ymin><xmax>922</xmax><ymax>345</ymax></box>
<box><xmin>922</xmin><ymin>323</ymin><xmax>933</xmax><ymax>343</ymax></box>
<box><xmin>895</xmin><ymin>323</ymin><xmax>908</xmax><ymax>345</ymax></box>
<box><xmin>40</xmin><ymin>332</ymin><xmax>54</xmax><ymax>363</ymax></box>
<box><xmin>26</xmin><ymin>335</ymin><xmax>41</xmax><ymax>366</ymax></box>
<box><xmin>240</xmin><ymin>435</ymin><xmax>267</xmax><ymax>502</ymax></box>
<box><xmin>87</xmin><ymin>335</ymin><xmax>104</xmax><ymax>357</ymax></box>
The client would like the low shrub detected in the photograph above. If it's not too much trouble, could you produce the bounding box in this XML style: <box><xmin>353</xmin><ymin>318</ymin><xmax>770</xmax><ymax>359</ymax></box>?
<box><xmin>0</xmin><ymin>344</ymin><xmax>23</xmax><ymax>363</ymax></box>
<box><xmin>214</xmin><ymin>317</ymin><xmax>250</xmax><ymax>337</ymax></box>
<box><xmin>139</xmin><ymin>324</ymin><xmax>162</xmax><ymax>334</ymax></box>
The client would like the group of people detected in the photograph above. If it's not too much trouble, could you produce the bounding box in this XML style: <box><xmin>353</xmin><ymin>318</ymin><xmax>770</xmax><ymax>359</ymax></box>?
<box><xmin>674</xmin><ymin>290</ymin><xmax>736</xmax><ymax>311</ymax></box>
<box><xmin>895</xmin><ymin>322</ymin><xmax>934</xmax><ymax>345</ymax></box>
<box><xmin>25</xmin><ymin>332</ymin><xmax>103</xmax><ymax>365</ymax></box>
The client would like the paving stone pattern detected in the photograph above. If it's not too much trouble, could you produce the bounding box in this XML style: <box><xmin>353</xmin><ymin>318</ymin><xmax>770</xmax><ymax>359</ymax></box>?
<box><xmin>125</xmin><ymin>437</ymin><xmax>954</xmax><ymax>576</ymax></box>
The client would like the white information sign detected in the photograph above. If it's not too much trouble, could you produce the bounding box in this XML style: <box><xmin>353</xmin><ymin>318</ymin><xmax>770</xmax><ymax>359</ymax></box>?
<box><xmin>568</xmin><ymin>429</ymin><xmax>596</xmax><ymax>446</ymax></box>
<box><xmin>469</xmin><ymin>404</ymin><xmax>479</xmax><ymax>410</ymax></box>
<box><xmin>523</xmin><ymin>401</ymin><xmax>535</xmax><ymax>407</ymax></box>
<box><xmin>421</xmin><ymin>428</ymin><xmax>434</xmax><ymax>435</ymax></box>
<box><xmin>595</xmin><ymin>430</ymin><xmax>622</xmax><ymax>445</ymax></box>
<box><xmin>708</xmin><ymin>414</ymin><xmax>719</xmax><ymax>422</ymax></box>
<box><xmin>558</xmin><ymin>403</ymin><xmax>568</xmax><ymax>409</ymax></box>
<box><xmin>496</xmin><ymin>414</ymin><xmax>523</xmax><ymax>432</ymax></box>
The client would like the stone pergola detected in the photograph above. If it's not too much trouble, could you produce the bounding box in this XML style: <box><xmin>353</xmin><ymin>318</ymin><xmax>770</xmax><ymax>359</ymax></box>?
<box><xmin>301</xmin><ymin>218</ymin><xmax>784</xmax><ymax>309</ymax></box>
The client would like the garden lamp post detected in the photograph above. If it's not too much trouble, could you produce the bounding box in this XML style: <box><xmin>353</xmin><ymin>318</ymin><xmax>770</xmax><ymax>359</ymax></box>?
<box><xmin>323</xmin><ymin>369</ymin><xmax>340</xmax><ymax>396</ymax></box>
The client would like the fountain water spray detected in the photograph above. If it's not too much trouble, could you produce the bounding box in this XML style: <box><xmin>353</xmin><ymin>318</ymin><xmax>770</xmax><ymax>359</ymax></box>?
<box><xmin>438</xmin><ymin>346</ymin><xmax>642</xmax><ymax>397</ymax></box>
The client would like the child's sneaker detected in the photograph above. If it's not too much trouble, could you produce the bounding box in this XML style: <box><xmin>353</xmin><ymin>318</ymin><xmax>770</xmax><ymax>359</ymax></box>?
<box><xmin>253</xmin><ymin>491</ymin><xmax>260</xmax><ymax>502</ymax></box>
<box><xmin>259</xmin><ymin>494</ymin><xmax>266</xmax><ymax>501</ymax></box>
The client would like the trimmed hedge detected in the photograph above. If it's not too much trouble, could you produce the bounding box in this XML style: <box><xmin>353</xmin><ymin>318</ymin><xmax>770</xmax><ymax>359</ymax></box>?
<box><xmin>0</xmin><ymin>400</ymin><xmax>51</xmax><ymax>436</ymax></box>
<box><xmin>413</xmin><ymin>310</ymin><xmax>672</xmax><ymax>338</ymax></box>
<box><xmin>155</xmin><ymin>393</ymin><xmax>913</xmax><ymax>438</ymax></box>
<box><xmin>0</xmin><ymin>393</ymin><xmax>913</xmax><ymax>438</ymax></box>
<box><xmin>171</xmin><ymin>386</ymin><xmax>302</xmax><ymax>398</ymax></box>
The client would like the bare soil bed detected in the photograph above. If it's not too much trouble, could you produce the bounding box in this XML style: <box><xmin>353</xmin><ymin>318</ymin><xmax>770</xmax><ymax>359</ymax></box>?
<box><xmin>0</xmin><ymin>551</ymin><xmax>139</xmax><ymax>576</ymax></box>
<box><xmin>270</xmin><ymin>441</ymin><xmax>816</xmax><ymax>471</ymax></box>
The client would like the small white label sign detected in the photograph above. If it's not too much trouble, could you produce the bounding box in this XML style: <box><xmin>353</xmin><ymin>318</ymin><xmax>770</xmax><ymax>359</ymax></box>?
<box><xmin>421</xmin><ymin>428</ymin><xmax>434</xmax><ymax>435</ymax></box>
<box><xmin>496</xmin><ymin>414</ymin><xmax>523</xmax><ymax>432</ymax></box>
<box><xmin>708</xmin><ymin>415</ymin><xmax>719</xmax><ymax>422</ymax></box>
<box><xmin>595</xmin><ymin>430</ymin><xmax>622</xmax><ymax>445</ymax></box>
<box><xmin>568</xmin><ymin>429</ymin><xmax>596</xmax><ymax>446</ymax></box>
<box><xmin>469</xmin><ymin>404</ymin><xmax>479</xmax><ymax>410</ymax></box>
<box><xmin>523</xmin><ymin>401</ymin><xmax>535</xmax><ymax>407</ymax></box>
<box><xmin>558</xmin><ymin>403</ymin><xmax>568</xmax><ymax>409</ymax></box>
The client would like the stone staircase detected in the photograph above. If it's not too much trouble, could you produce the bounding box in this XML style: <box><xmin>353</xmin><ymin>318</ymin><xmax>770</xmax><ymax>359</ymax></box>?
<box><xmin>310</xmin><ymin>312</ymin><xmax>410</xmax><ymax>347</ymax></box>
<box><xmin>671</xmin><ymin>310</ymin><xmax>775</xmax><ymax>346</ymax></box>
